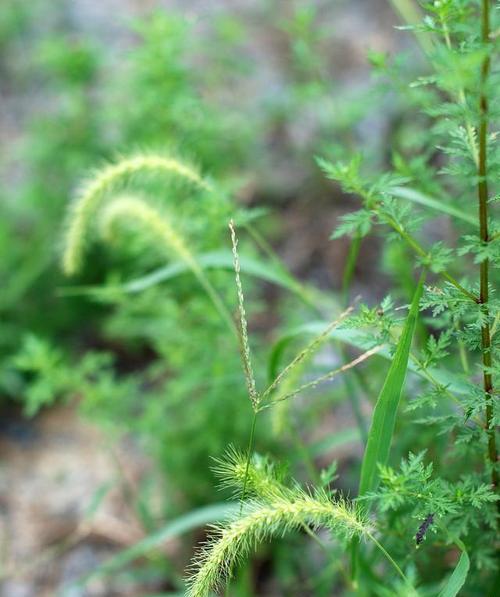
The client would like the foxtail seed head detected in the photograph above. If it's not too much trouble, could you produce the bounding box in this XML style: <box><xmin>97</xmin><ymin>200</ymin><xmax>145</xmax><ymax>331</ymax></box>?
<box><xmin>98</xmin><ymin>195</ymin><xmax>196</xmax><ymax>271</ymax></box>
<box><xmin>62</xmin><ymin>153</ymin><xmax>210</xmax><ymax>276</ymax></box>
<box><xmin>186</xmin><ymin>490</ymin><xmax>367</xmax><ymax>597</ymax></box>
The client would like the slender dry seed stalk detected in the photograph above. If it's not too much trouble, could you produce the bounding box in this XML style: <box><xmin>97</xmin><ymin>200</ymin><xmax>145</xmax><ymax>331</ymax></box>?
<box><xmin>229</xmin><ymin>220</ymin><xmax>259</xmax><ymax>410</ymax></box>
<box><xmin>260</xmin><ymin>345</ymin><xmax>382</xmax><ymax>409</ymax></box>
<box><xmin>260</xmin><ymin>305</ymin><xmax>354</xmax><ymax>402</ymax></box>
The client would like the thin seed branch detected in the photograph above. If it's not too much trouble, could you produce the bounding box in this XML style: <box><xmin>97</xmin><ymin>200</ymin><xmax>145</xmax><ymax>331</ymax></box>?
<box><xmin>261</xmin><ymin>306</ymin><xmax>354</xmax><ymax>402</ymax></box>
<box><xmin>259</xmin><ymin>345</ymin><xmax>382</xmax><ymax>410</ymax></box>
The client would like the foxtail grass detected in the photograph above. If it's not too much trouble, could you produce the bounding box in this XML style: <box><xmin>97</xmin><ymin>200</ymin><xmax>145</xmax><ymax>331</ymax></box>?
<box><xmin>62</xmin><ymin>152</ymin><xmax>210</xmax><ymax>276</ymax></box>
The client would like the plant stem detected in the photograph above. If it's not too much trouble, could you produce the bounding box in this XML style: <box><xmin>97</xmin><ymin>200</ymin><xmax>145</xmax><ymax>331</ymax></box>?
<box><xmin>240</xmin><ymin>412</ymin><xmax>258</xmax><ymax>514</ymax></box>
<box><xmin>440</xmin><ymin>15</ymin><xmax>479</xmax><ymax>167</ymax></box>
<box><xmin>366</xmin><ymin>531</ymin><xmax>414</xmax><ymax>591</ymax></box>
<box><xmin>477</xmin><ymin>0</ymin><xmax>498</xmax><ymax>493</ymax></box>
<box><xmin>381</xmin><ymin>213</ymin><xmax>478</xmax><ymax>302</ymax></box>
<box><xmin>389</xmin><ymin>0</ymin><xmax>434</xmax><ymax>57</ymax></box>
<box><xmin>350</xmin><ymin>184</ymin><xmax>477</xmax><ymax>302</ymax></box>
<box><xmin>341</xmin><ymin>233</ymin><xmax>362</xmax><ymax>305</ymax></box>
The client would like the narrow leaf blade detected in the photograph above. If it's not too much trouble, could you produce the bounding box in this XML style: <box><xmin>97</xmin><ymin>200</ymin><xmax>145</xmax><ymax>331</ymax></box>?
<box><xmin>438</xmin><ymin>544</ymin><xmax>470</xmax><ymax>597</ymax></box>
<box><xmin>389</xmin><ymin>187</ymin><xmax>477</xmax><ymax>226</ymax></box>
<box><xmin>69</xmin><ymin>502</ymin><xmax>239</xmax><ymax>589</ymax></box>
<box><xmin>358</xmin><ymin>273</ymin><xmax>425</xmax><ymax>496</ymax></box>
<box><xmin>59</xmin><ymin>250</ymin><xmax>303</xmax><ymax>297</ymax></box>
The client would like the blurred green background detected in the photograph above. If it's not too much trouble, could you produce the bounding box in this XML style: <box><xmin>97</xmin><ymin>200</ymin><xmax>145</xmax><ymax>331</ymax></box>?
<box><xmin>0</xmin><ymin>1</ymin><xmax>427</xmax><ymax>595</ymax></box>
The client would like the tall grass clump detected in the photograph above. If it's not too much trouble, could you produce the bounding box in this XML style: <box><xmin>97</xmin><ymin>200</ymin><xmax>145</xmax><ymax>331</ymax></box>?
<box><xmin>55</xmin><ymin>1</ymin><xmax>498</xmax><ymax>594</ymax></box>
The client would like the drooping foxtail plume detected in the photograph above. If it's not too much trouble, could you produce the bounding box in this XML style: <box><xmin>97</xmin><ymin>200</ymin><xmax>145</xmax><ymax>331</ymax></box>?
<box><xmin>62</xmin><ymin>152</ymin><xmax>211</xmax><ymax>276</ymax></box>
<box><xmin>98</xmin><ymin>195</ymin><xmax>234</xmax><ymax>332</ymax></box>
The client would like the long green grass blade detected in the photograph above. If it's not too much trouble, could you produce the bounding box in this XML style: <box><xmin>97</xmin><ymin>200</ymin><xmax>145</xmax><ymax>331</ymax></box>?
<box><xmin>389</xmin><ymin>187</ymin><xmax>477</xmax><ymax>226</ymax></box>
<box><xmin>438</xmin><ymin>542</ymin><xmax>470</xmax><ymax>597</ymax></box>
<box><xmin>58</xmin><ymin>250</ymin><xmax>303</xmax><ymax>297</ymax></box>
<box><xmin>67</xmin><ymin>502</ymin><xmax>239</xmax><ymax>590</ymax></box>
<box><xmin>358</xmin><ymin>272</ymin><xmax>425</xmax><ymax>496</ymax></box>
<box><xmin>351</xmin><ymin>274</ymin><xmax>425</xmax><ymax>584</ymax></box>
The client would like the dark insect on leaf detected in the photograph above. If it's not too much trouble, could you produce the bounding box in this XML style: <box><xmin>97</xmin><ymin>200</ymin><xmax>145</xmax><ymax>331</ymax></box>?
<box><xmin>416</xmin><ymin>513</ymin><xmax>434</xmax><ymax>546</ymax></box>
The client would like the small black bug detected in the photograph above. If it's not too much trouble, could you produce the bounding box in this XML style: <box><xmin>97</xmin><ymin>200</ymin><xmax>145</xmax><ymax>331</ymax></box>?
<box><xmin>416</xmin><ymin>513</ymin><xmax>434</xmax><ymax>546</ymax></box>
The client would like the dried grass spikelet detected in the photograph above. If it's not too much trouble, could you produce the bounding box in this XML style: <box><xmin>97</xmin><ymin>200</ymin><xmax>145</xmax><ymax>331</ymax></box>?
<box><xmin>186</xmin><ymin>489</ymin><xmax>367</xmax><ymax>597</ymax></box>
<box><xmin>62</xmin><ymin>153</ymin><xmax>211</xmax><ymax>276</ymax></box>
<box><xmin>259</xmin><ymin>304</ymin><xmax>354</xmax><ymax>405</ymax></box>
<box><xmin>229</xmin><ymin>220</ymin><xmax>259</xmax><ymax>410</ymax></box>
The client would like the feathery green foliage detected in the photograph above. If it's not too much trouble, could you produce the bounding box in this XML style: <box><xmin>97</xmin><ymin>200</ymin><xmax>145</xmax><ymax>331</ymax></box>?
<box><xmin>184</xmin><ymin>1</ymin><xmax>499</xmax><ymax>594</ymax></box>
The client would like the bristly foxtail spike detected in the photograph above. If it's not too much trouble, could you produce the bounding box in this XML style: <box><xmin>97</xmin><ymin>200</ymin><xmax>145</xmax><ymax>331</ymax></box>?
<box><xmin>229</xmin><ymin>219</ymin><xmax>259</xmax><ymax>411</ymax></box>
<box><xmin>61</xmin><ymin>152</ymin><xmax>211</xmax><ymax>276</ymax></box>
<box><xmin>185</xmin><ymin>489</ymin><xmax>368</xmax><ymax>597</ymax></box>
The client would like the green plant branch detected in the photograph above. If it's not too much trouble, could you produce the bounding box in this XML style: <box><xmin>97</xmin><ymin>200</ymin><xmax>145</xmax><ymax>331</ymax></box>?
<box><xmin>409</xmin><ymin>353</ymin><xmax>483</xmax><ymax>427</ymax></box>
<box><xmin>380</xmin><ymin>212</ymin><xmax>478</xmax><ymax>302</ymax></box>
<box><xmin>343</xmin><ymin>181</ymin><xmax>477</xmax><ymax>303</ymax></box>
<box><xmin>439</xmin><ymin>12</ymin><xmax>479</xmax><ymax>167</ymax></box>
<box><xmin>477</xmin><ymin>0</ymin><xmax>498</xmax><ymax>494</ymax></box>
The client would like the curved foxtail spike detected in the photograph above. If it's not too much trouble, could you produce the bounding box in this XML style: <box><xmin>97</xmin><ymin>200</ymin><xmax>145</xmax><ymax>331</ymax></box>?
<box><xmin>97</xmin><ymin>195</ymin><xmax>234</xmax><ymax>332</ymax></box>
<box><xmin>98</xmin><ymin>195</ymin><xmax>195</xmax><ymax>270</ymax></box>
<box><xmin>61</xmin><ymin>153</ymin><xmax>211</xmax><ymax>276</ymax></box>
<box><xmin>186</xmin><ymin>490</ymin><xmax>367</xmax><ymax>597</ymax></box>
